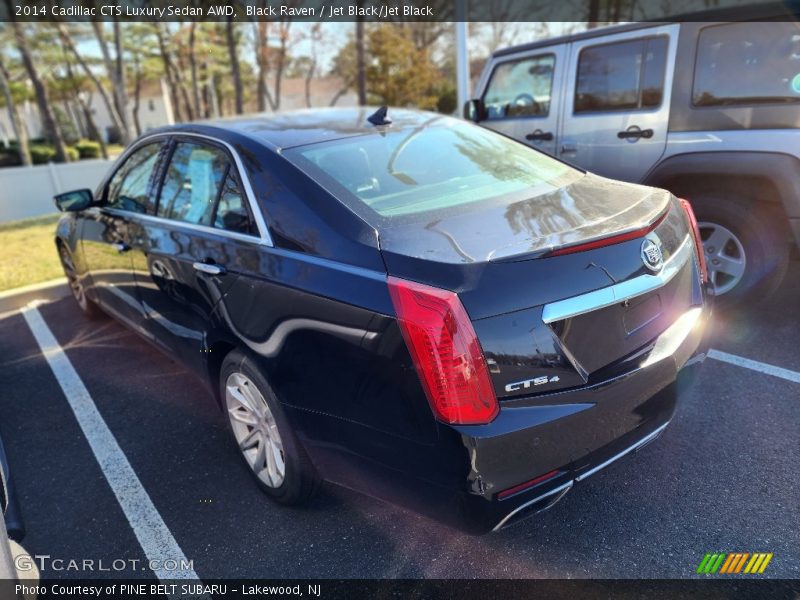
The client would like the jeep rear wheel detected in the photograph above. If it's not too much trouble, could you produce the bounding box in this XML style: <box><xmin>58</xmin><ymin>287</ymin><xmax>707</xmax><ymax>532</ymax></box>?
<box><xmin>690</xmin><ymin>195</ymin><xmax>789</xmax><ymax>308</ymax></box>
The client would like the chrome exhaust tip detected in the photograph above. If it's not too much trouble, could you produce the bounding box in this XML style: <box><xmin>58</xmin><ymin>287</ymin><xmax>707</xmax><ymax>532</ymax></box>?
<box><xmin>493</xmin><ymin>481</ymin><xmax>573</xmax><ymax>531</ymax></box>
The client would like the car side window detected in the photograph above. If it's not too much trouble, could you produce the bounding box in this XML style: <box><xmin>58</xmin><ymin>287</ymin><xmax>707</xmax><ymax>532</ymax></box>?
<box><xmin>693</xmin><ymin>23</ymin><xmax>800</xmax><ymax>107</ymax></box>
<box><xmin>157</xmin><ymin>141</ymin><xmax>228</xmax><ymax>226</ymax></box>
<box><xmin>574</xmin><ymin>36</ymin><xmax>668</xmax><ymax>113</ymax></box>
<box><xmin>483</xmin><ymin>54</ymin><xmax>555</xmax><ymax>120</ymax></box>
<box><xmin>213</xmin><ymin>171</ymin><xmax>256</xmax><ymax>235</ymax></box>
<box><xmin>106</xmin><ymin>142</ymin><xmax>165</xmax><ymax>213</ymax></box>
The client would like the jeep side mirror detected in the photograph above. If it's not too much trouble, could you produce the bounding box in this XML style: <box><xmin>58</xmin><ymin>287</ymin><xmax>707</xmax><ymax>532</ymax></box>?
<box><xmin>54</xmin><ymin>189</ymin><xmax>94</xmax><ymax>212</ymax></box>
<box><xmin>463</xmin><ymin>99</ymin><xmax>483</xmax><ymax>123</ymax></box>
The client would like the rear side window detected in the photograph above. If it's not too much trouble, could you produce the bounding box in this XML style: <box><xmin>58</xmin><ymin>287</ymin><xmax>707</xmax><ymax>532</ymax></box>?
<box><xmin>574</xmin><ymin>36</ymin><xmax>668</xmax><ymax>113</ymax></box>
<box><xmin>106</xmin><ymin>142</ymin><xmax>165</xmax><ymax>213</ymax></box>
<box><xmin>482</xmin><ymin>54</ymin><xmax>555</xmax><ymax>119</ymax></box>
<box><xmin>157</xmin><ymin>142</ymin><xmax>228</xmax><ymax>226</ymax></box>
<box><xmin>693</xmin><ymin>23</ymin><xmax>800</xmax><ymax>107</ymax></box>
<box><xmin>214</xmin><ymin>172</ymin><xmax>256</xmax><ymax>235</ymax></box>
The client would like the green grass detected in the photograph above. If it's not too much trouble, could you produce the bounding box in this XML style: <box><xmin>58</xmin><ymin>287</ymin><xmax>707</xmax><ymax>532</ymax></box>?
<box><xmin>0</xmin><ymin>214</ymin><xmax>64</xmax><ymax>292</ymax></box>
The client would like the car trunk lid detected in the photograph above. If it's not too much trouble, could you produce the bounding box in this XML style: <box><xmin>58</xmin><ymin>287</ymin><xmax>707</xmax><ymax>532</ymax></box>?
<box><xmin>379</xmin><ymin>178</ymin><xmax>700</xmax><ymax>399</ymax></box>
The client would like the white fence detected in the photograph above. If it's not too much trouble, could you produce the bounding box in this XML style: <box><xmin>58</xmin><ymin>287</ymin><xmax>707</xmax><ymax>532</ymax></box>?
<box><xmin>0</xmin><ymin>159</ymin><xmax>114</xmax><ymax>223</ymax></box>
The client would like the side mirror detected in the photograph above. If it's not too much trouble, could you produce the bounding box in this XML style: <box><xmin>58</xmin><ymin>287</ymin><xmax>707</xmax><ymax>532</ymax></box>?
<box><xmin>463</xmin><ymin>99</ymin><xmax>483</xmax><ymax>123</ymax></box>
<box><xmin>54</xmin><ymin>189</ymin><xmax>93</xmax><ymax>212</ymax></box>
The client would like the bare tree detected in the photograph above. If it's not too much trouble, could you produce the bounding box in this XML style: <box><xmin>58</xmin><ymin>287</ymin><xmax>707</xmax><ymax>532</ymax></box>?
<box><xmin>271</xmin><ymin>19</ymin><xmax>292</xmax><ymax>111</ymax></box>
<box><xmin>57</xmin><ymin>23</ymin><xmax>125</xmax><ymax>148</ymax></box>
<box><xmin>251</xmin><ymin>16</ymin><xmax>296</xmax><ymax>112</ymax></box>
<box><xmin>0</xmin><ymin>52</ymin><xmax>31</xmax><ymax>165</ymax></box>
<box><xmin>226</xmin><ymin>18</ymin><xmax>244</xmax><ymax>114</ymax></box>
<box><xmin>189</xmin><ymin>23</ymin><xmax>202</xmax><ymax>118</ymax></box>
<box><xmin>355</xmin><ymin>19</ymin><xmax>366</xmax><ymax>105</ymax></box>
<box><xmin>304</xmin><ymin>24</ymin><xmax>322</xmax><ymax>108</ymax></box>
<box><xmin>59</xmin><ymin>38</ymin><xmax>109</xmax><ymax>158</ymax></box>
<box><xmin>154</xmin><ymin>23</ymin><xmax>184</xmax><ymax>122</ymax></box>
<box><xmin>254</xmin><ymin>20</ymin><xmax>273</xmax><ymax>111</ymax></box>
<box><xmin>9</xmin><ymin>14</ymin><xmax>69</xmax><ymax>162</ymax></box>
<box><xmin>91</xmin><ymin>21</ymin><xmax>132</xmax><ymax>144</ymax></box>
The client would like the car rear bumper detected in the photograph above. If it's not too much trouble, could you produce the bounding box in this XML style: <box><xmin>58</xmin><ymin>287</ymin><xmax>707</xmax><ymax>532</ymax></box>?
<box><xmin>442</xmin><ymin>301</ymin><xmax>712</xmax><ymax>533</ymax></box>
<box><xmin>493</xmin><ymin>418</ymin><xmax>671</xmax><ymax>531</ymax></box>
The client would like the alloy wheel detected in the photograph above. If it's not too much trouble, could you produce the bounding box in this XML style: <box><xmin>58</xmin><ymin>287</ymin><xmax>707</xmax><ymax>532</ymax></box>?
<box><xmin>59</xmin><ymin>246</ymin><xmax>88</xmax><ymax>310</ymax></box>
<box><xmin>225</xmin><ymin>371</ymin><xmax>286</xmax><ymax>488</ymax></box>
<box><xmin>698</xmin><ymin>221</ymin><xmax>746</xmax><ymax>296</ymax></box>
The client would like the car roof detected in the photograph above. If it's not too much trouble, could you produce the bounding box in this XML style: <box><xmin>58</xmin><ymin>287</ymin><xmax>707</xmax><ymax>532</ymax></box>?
<box><xmin>491</xmin><ymin>1</ymin><xmax>798</xmax><ymax>59</ymax></box>
<box><xmin>158</xmin><ymin>107</ymin><xmax>445</xmax><ymax>151</ymax></box>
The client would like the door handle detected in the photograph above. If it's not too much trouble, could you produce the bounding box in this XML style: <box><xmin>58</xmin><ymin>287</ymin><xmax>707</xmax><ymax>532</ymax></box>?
<box><xmin>111</xmin><ymin>242</ymin><xmax>131</xmax><ymax>253</ymax></box>
<box><xmin>525</xmin><ymin>129</ymin><xmax>554</xmax><ymax>142</ymax></box>
<box><xmin>560</xmin><ymin>141</ymin><xmax>577</xmax><ymax>153</ymax></box>
<box><xmin>617</xmin><ymin>127</ymin><xmax>653</xmax><ymax>140</ymax></box>
<box><xmin>193</xmin><ymin>261</ymin><xmax>226</xmax><ymax>276</ymax></box>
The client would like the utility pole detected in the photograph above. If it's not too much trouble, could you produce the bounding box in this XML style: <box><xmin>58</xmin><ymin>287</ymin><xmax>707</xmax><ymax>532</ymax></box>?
<box><xmin>454</xmin><ymin>0</ymin><xmax>470</xmax><ymax>116</ymax></box>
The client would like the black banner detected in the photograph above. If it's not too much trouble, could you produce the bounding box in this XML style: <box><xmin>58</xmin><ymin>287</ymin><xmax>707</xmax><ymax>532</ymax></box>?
<box><xmin>1</xmin><ymin>0</ymin><xmax>800</xmax><ymax>23</ymax></box>
<box><xmin>2</xmin><ymin>579</ymin><xmax>799</xmax><ymax>600</ymax></box>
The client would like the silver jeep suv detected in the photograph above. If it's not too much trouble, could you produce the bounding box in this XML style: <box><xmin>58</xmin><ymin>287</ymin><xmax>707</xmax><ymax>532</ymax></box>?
<box><xmin>467</xmin><ymin>15</ymin><xmax>800</xmax><ymax>306</ymax></box>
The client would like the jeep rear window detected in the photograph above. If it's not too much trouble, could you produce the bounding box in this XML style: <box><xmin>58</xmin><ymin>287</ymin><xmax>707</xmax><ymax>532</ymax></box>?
<box><xmin>693</xmin><ymin>23</ymin><xmax>800</xmax><ymax>107</ymax></box>
<box><xmin>283</xmin><ymin>116</ymin><xmax>581</xmax><ymax>223</ymax></box>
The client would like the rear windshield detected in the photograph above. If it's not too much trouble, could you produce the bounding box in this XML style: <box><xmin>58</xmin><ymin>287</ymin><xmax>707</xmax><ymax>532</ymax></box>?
<box><xmin>283</xmin><ymin>116</ymin><xmax>581</xmax><ymax>224</ymax></box>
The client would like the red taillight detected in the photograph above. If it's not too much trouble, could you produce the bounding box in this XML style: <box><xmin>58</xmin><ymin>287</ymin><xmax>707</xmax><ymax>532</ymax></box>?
<box><xmin>497</xmin><ymin>469</ymin><xmax>561</xmax><ymax>500</ymax></box>
<box><xmin>547</xmin><ymin>210</ymin><xmax>668</xmax><ymax>257</ymax></box>
<box><xmin>679</xmin><ymin>198</ymin><xmax>708</xmax><ymax>283</ymax></box>
<box><xmin>387</xmin><ymin>276</ymin><xmax>499</xmax><ymax>425</ymax></box>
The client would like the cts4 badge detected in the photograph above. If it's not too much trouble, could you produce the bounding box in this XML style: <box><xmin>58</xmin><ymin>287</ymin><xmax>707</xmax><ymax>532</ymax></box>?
<box><xmin>641</xmin><ymin>237</ymin><xmax>664</xmax><ymax>272</ymax></box>
<box><xmin>505</xmin><ymin>375</ymin><xmax>561</xmax><ymax>393</ymax></box>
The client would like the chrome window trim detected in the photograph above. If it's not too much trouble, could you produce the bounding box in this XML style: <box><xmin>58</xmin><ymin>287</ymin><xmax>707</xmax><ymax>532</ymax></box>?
<box><xmin>103</xmin><ymin>207</ymin><xmax>266</xmax><ymax>246</ymax></box>
<box><xmin>104</xmin><ymin>131</ymin><xmax>273</xmax><ymax>247</ymax></box>
<box><xmin>541</xmin><ymin>235</ymin><xmax>693</xmax><ymax>324</ymax></box>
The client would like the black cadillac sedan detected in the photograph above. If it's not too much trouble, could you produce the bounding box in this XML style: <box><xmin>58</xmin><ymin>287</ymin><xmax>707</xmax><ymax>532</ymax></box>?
<box><xmin>53</xmin><ymin>108</ymin><xmax>711</xmax><ymax>533</ymax></box>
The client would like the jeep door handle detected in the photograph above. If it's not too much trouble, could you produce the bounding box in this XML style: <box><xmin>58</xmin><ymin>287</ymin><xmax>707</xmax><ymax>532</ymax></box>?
<box><xmin>193</xmin><ymin>261</ymin><xmax>226</xmax><ymax>276</ymax></box>
<box><xmin>111</xmin><ymin>242</ymin><xmax>130</xmax><ymax>253</ymax></box>
<box><xmin>525</xmin><ymin>129</ymin><xmax>554</xmax><ymax>142</ymax></box>
<box><xmin>617</xmin><ymin>127</ymin><xmax>653</xmax><ymax>140</ymax></box>
<box><xmin>560</xmin><ymin>141</ymin><xmax>577</xmax><ymax>153</ymax></box>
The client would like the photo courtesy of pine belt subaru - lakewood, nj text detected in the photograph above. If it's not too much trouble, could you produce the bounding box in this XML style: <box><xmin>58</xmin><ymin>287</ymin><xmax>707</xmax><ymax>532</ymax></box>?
<box><xmin>53</xmin><ymin>107</ymin><xmax>711</xmax><ymax>533</ymax></box>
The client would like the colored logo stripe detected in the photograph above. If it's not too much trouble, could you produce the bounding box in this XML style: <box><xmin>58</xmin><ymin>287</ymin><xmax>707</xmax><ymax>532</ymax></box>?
<box><xmin>697</xmin><ymin>553</ymin><xmax>725</xmax><ymax>574</ymax></box>
<box><xmin>744</xmin><ymin>553</ymin><xmax>773</xmax><ymax>574</ymax></box>
<box><xmin>698</xmin><ymin>552</ymin><xmax>773</xmax><ymax>574</ymax></box>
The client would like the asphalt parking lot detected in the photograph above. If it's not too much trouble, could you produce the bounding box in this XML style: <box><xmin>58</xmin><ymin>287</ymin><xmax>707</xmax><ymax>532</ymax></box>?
<box><xmin>1</xmin><ymin>261</ymin><xmax>798</xmax><ymax>581</ymax></box>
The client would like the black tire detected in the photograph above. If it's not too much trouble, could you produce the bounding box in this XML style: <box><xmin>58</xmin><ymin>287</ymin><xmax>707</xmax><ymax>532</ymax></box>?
<box><xmin>220</xmin><ymin>349</ymin><xmax>321</xmax><ymax>505</ymax></box>
<box><xmin>690</xmin><ymin>194</ymin><xmax>789</xmax><ymax>309</ymax></box>
<box><xmin>57</xmin><ymin>243</ymin><xmax>102</xmax><ymax>320</ymax></box>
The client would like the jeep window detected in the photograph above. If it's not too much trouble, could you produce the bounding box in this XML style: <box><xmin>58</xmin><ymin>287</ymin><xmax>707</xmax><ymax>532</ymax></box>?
<box><xmin>482</xmin><ymin>54</ymin><xmax>555</xmax><ymax>120</ymax></box>
<box><xmin>693</xmin><ymin>23</ymin><xmax>800</xmax><ymax>107</ymax></box>
<box><xmin>575</xmin><ymin>37</ymin><xmax>668</xmax><ymax>113</ymax></box>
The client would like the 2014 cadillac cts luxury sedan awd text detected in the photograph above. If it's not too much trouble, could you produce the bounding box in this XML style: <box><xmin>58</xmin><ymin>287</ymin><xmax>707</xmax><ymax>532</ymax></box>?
<box><xmin>53</xmin><ymin>108</ymin><xmax>712</xmax><ymax>533</ymax></box>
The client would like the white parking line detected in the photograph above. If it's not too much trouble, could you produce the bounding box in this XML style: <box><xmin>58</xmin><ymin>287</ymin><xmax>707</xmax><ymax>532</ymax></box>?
<box><xmin>21</xmin><ymin>305</ymin><xmax>199</xmax><ymax>581</ymax></box>
<box><xmin>708</xmin><ymin>348</ymin><xmax>800</xmax><ymax>385</ymax></box>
